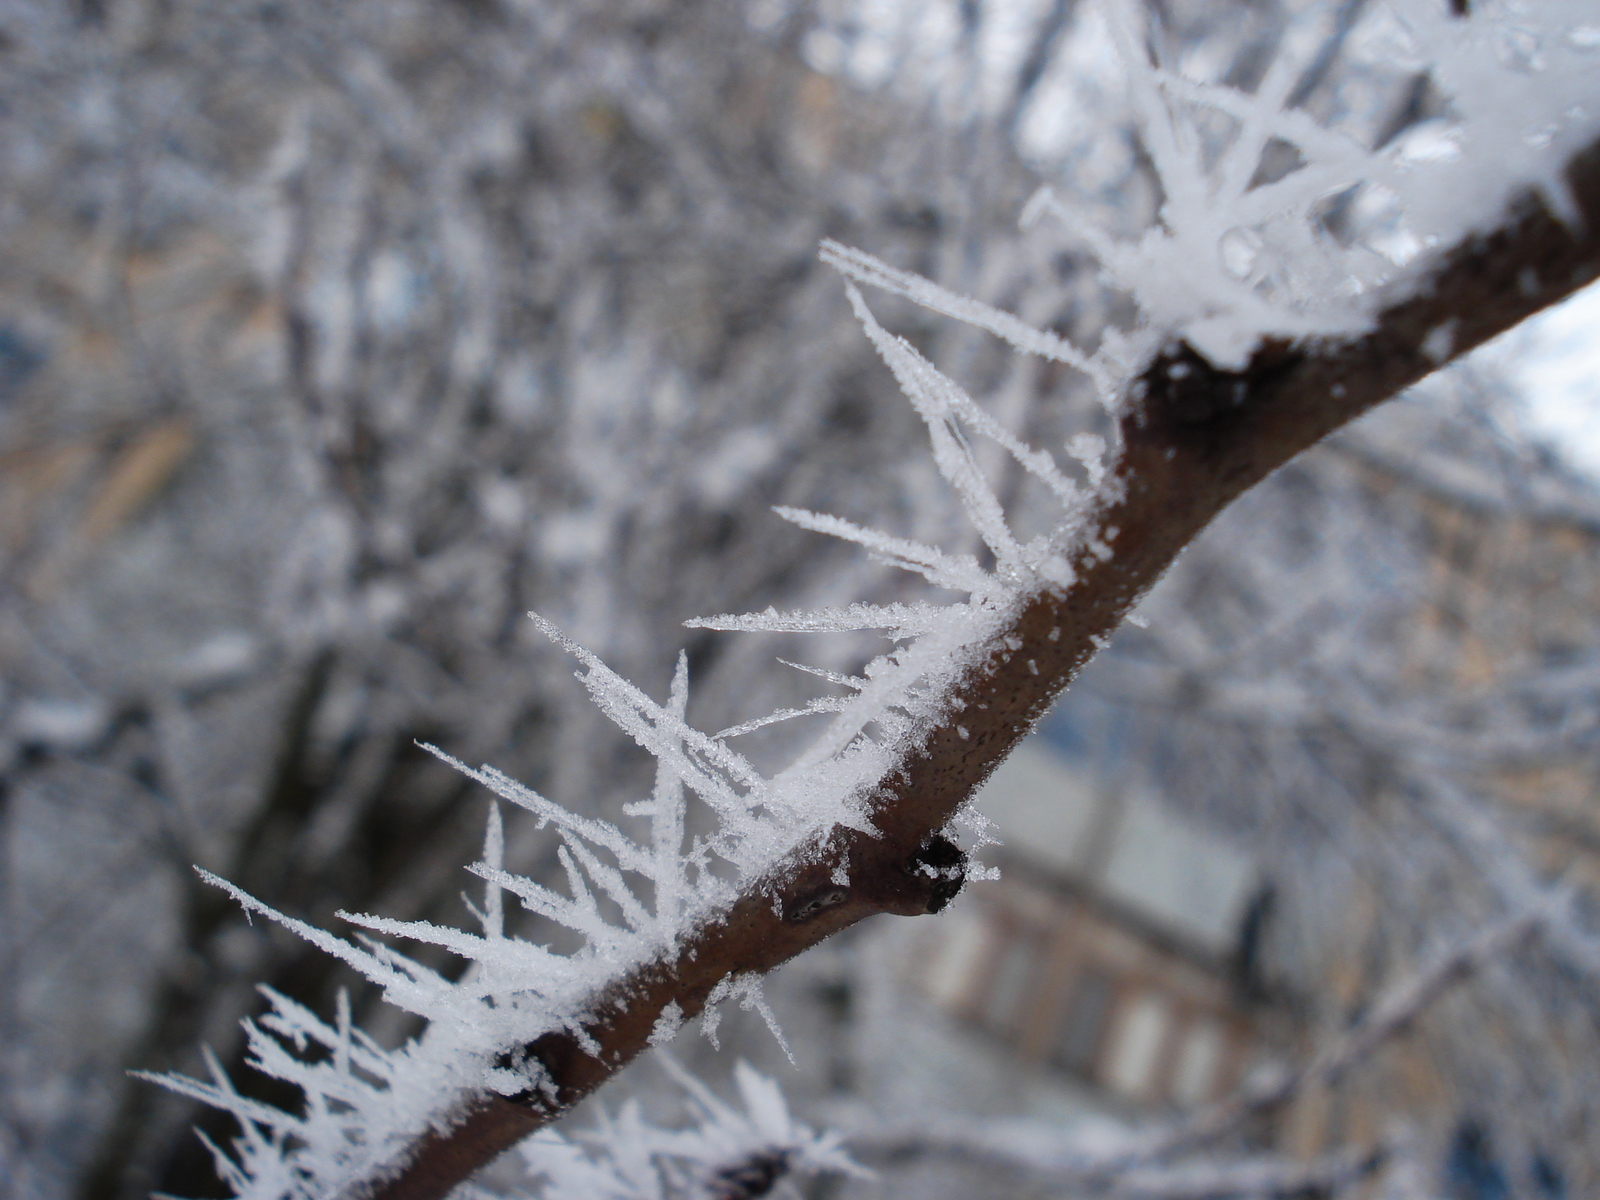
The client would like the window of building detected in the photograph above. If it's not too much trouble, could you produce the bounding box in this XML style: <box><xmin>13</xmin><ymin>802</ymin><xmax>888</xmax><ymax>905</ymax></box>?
<box><xmin>1054</xmin><ymin>968</ymin><xmax>1114</xmax><ymax>1078</ymax></box>
<box><xmin>1530</xmin><ymin>1152</ymin><xmax>1567</xmax><ymax>1199</ymax></box>
<box><xmin>1106</xmin><ymin>990</ymin><xmax>1172</xmax><ymax>1100</ymax></box>
<box><xmin>1446</xmin><ymin>1120</ymin><xmax>1509</xmax><ymax>1200</ymax></box>
<box><xmin>983</xmin><ymin>929</ymin><xmax>1043</xmax><ymax>1034</ymax></box>
<box><xmin>922</xmin><ymin>906</ymin><xmax>989</xmax><ymax>1011</ymax></box>
<box><xmin>1170</xmin><ymin>1017</ymin><xmax>1224</xmax><ymax>1106</ymax></box>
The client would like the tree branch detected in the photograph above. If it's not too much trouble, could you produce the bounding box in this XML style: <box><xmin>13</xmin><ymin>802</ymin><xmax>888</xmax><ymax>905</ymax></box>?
<box><xmin>357</xmin><ymin>138</ymin><xmax>1600</xmax><ymax>1200</ymax></box>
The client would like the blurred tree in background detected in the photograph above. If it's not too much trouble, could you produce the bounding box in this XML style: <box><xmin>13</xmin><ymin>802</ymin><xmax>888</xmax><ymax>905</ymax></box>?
<box><xmin>0</xmin><ymin>3</ymin><xmax>1061</xmax><ymax>1193</ymax></box>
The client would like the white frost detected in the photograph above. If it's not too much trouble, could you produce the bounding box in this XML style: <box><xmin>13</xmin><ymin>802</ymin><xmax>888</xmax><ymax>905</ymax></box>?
<box><xmin>151</xmin><ymin>5</ymin><xmax>1600</xmax><ymax>1193</ymax></box>
<box><xmin>508</xmin><ymin>1059</ymin><xmax>862</xmax><ymax>1200</ymax></box>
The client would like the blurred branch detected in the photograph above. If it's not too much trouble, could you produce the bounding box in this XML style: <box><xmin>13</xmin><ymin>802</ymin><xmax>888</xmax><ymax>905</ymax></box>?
<box><xmin>1129</xmin><ymin>900</ymin><xmax>1549</xmax><ymax>1169</ymax></box>
<box><xmin>849</xmin><ymin>905</ymin><xmax>1544</xmax><ymax>1197</ymax></box>
<box><xmin>855</xmin><ymin>1123</ymin><xmax>1383</xmax><ymax>1200</ymax></box>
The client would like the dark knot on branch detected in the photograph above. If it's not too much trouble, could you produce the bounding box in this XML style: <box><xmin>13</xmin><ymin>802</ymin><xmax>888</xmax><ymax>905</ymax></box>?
<box><xmin>1146</xmin><ymin>343</ymin><xmax>1248</xmax><ymax>428</ymax></box>
<box><xmin>708</xmin><ymin>1148</ymin><xmax>793</xmax><ymax>1200</ymax></box>
<box><xmin>779</xmin><ymin>832</ymin><xmax>968</xmax><ymax>922</ymax></box>
<box><xmin>905</xmin><ymin>832</ymin><xmax>967</xmax><ymax>913</ymax></box>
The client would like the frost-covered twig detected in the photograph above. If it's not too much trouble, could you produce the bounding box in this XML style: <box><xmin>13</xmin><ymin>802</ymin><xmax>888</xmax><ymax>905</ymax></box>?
<box><xmin>153</xmin><ymin>4</ymin><xmax>1600</xmax><ymax>1197</ymax></box>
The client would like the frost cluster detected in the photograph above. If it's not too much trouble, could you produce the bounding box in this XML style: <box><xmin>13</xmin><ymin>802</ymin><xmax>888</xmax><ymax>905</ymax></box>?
<box><xmin>486</xmin><ymin>1059</ymin><xmax>861</xmax><ymax>1200</ymax></box>
<box><xmin>1024</xmin><ymin>0</ymin><xmax>1600</xmax><ymax>369</ymax></box>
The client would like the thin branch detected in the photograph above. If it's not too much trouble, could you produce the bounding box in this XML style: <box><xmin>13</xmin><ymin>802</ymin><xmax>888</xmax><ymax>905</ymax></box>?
<box><xmin>355</xmin><ymin>133</ymin><xmax>1600</xmax><ymax>1200</ymax></box>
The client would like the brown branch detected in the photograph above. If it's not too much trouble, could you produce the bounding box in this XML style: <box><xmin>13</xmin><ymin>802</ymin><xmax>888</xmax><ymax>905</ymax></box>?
<box><xmin>355</xmin><ymin>137</ymin><xmax>1600</xmax><ymax>1200</ymax></box>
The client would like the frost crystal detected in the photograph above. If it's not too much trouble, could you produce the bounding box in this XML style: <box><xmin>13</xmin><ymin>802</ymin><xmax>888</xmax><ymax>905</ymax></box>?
<box><xmin>1024</xmin><ymin>0</ymin><xmax>1600</xmax><ymax>369</ymax></box>
<box><xmin>502</xmin><ymin>1059</ymin><xmax>862</xmax><ymax>1200</ymax></box>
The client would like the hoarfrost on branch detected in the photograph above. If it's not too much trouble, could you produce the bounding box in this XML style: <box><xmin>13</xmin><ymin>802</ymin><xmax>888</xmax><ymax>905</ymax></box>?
<box><xmin>145</xmin><ymin>2</ymin><xmax>1600</xmax><ymax>1197</ymax></box>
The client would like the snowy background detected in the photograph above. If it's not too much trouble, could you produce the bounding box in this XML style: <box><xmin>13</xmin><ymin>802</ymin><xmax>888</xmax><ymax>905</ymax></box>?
<box><xmin>1490</xmin><ymin>281</ymin><xmax>1600</xmax><ymax>479</ymax></box>
<box><xmin>5</xmin><ymin>1</ymin><xmax>1600</xmax><ymax>1199</ymax></box>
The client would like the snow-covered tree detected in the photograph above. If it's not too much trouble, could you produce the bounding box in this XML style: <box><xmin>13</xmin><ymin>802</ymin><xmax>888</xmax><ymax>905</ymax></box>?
<box><xmin>9</xmin><ymin>1</ymin><xmax>1600</xmax><ymax>1198</ymax></box>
